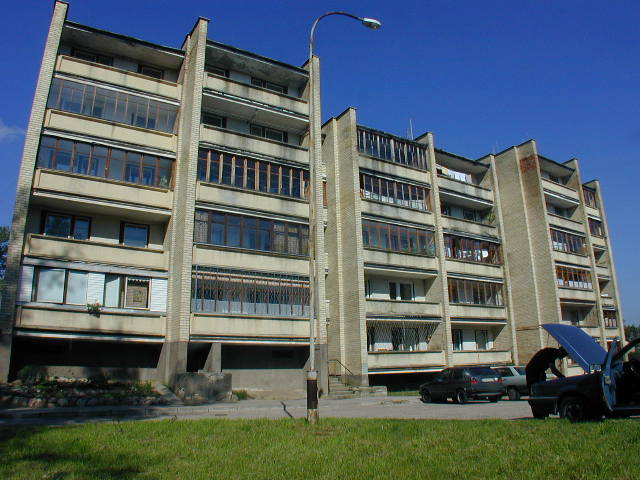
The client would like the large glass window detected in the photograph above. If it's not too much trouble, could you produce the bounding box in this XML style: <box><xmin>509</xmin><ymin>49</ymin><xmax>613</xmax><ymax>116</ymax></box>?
<box><xmin>124</xmin><ymin>277</ymin><xmax>150</xmax><ymax>309</ymax></box>
<box><xmin>550</xmin><ymin>229</ymin><xmax>586</xmax><ymax>255</ymax></box>
<box><xmin>444</xmin><ymin>234</ymin><xmax>502</xmax><ymax>264</ymax></box>
<box><xmin>357</xmin><ymin>128</ymin><xmax>428</xmax><ymax>170</ymax></box>
<box><xmin>194</xmin><ymin>210</ymin><xmax>308</xmax><ymax>256</ymax></box>
<box><xmin>447</xmin><ymin>278</ymin><xmax>504</xmax><ymax>306</ymax></box>
<box><xmin>360</xmin><ymin>172</ymin><xmax>430</xmax><ymax>211</ymax></box>
<box><xmin>198</xmin><ymin>149</ymin><xmax>308</xmax><ymax>200</ymax></box>
<box><xmin>191</xmin><ymin>268</ymin><xmax>309</xmax><ymax>317</ymax></box>
<box><xmin>366</xmin><ymin>321</ymin><xmax>436</xmax><ymax>352</ymax></box>
<box><xmin>47</xmin><ymin>78</ymin><xmax>178</xmax><ymax>133</ymax></box>
<box><xmin>556</xmin><ymin>265</ymin><xmax>593</xmax><ymax>289</ymax></box>
<box><xmin>66</xmin><ymin>271</ymin><xmax>88</xmax><ymax>305</ymax></box>
<box><xmin>121</xmin><ymin>223</ymin><xmax>149</xmax><ymax>248</ymax></box>
<box><xmin>362</xmin><ymin>219</ymin><xmax>435</xmax><ymax>256</ymax></box>
<box><xmin>43</xmin><ymin>212</ymin><xmax>90</xmax><ymax>241</ymax></box>
<box><xmin>35</xmin><ymin>268</ymin><xmax>66</xmax><ymax>303</ymax></box>
<box><xmin>37</xmin><ymin>136</ymin><xmax>174</xmax><ymax>188</ymax></box>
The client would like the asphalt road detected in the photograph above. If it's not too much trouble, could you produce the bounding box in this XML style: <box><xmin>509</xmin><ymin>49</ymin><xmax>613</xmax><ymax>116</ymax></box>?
<box><xmin>0</xmin><ymin>395</ymin><xmax>536</xmax><ymax>425</ymax></box>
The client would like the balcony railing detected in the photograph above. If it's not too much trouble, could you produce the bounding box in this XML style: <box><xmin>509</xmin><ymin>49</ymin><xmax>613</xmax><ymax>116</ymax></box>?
<box><xmin>357</xmin><ymin>127</ymin><xmax>428</xmax><ymax>170</ymax></box>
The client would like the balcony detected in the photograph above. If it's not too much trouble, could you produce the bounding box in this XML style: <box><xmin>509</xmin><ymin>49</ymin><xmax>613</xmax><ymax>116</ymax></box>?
<box><xmin>437</xmin><ymin>175</ymin><xmax>493</xmax><ymax>203</ymax></box>
<box><xmin>205</xmin><ymin>74</ymin><xmax>308</xmax><ymax>117</ymax></box>
<box><xmin>551</xmin><ymin>250</ymin><xmax>591</xmax><ymax>268</ymax></box>
<box><xmin>365</xmin><ymin>299</ymin><xmax>441</xmax><ymax>318</ymax></box>
<box><xmin>557</xmin><ymin>288</ymin><xmax>598</xmax><ymax>303</ymax></box>
<box><xmin>360</xmin><ymin>199</ymin><xmax>433</xmax><ymax>225</ymax></box>
<box><xmin>596</xmin><ymin>264</ymin><xmax>610</xmax><ymax>277</ymax></box>
<box><xmin>444</xmin><ymin>259</ymin><xmax>504</xmax><ymax>277</ymax></box>
<box><xmin>32</xmin><ymin>169</ymin><xmax>173</xmax><ymax>219</ymax></box>
<box><xmin>541</xmin><ymin>178</ymin><xmax>580</xmax><ymax>203</ymax></box>
<box><xmin>363</xmin><ymin>249</ymin><xmax>439</xmax><ymax>275</ymax></box>
<box><xmin>368</xmin><ymin>351</ymin><xmax>445</xmax><ymax>371</ymax></box>
<box><xmin>546</xmin><ymin>213</ymin><xmax>584</xmax><ymax>232</ymax></box>
<box><xmin>199</xmin><ymin>124</ymin><xmax>307</xmax><ymax>164</ymax></box>
<box><xmin>584</xmin><ymin>205</ymin><xmax>600</xmax><ymax>219</ymax></box>
<box><xmin>196</xmin><ymin>182</ymin><xmax>308</xmax><ymax>218</ymax></box>
<box><xmin>193</xmin><ymin>244</ymin><xmax>309</xmax><ymax>276</ymax></box>
<box><xmin>56</xmin><ymin>55</ymin><xmax>180</xmax><ymax>100</ymax></box>
<box><xmin>44</xmin><ymin>109</ymin><xmax>177</xmax><ymax>152</ymax></box>
<box><xmin>190</xmin><ymin>313</ymin><xmax>309</xmax><ymax>340</ymax></box>
<box><xmin>24</xmin><ymin>234</ymin><xmax>168</xmax><ymax>270</ymax></box>
<box><xmin>449</xmin><ymin>304</ymin><xmax>507</xmax><ymax>320</ymax></box>
<box><xmin>452</xmin><ymin>350</ymin><xmax>512</xmax><ymax>366</ymax></box>
<box><xmin>17</xmin><ymin>304</ymin><xmax>165</xmax><ymax>337</ymax></box>
<box><xmin>440</xmin><ymin>215</ymin><xmax>497</xmax><ymax>238</ymax></box>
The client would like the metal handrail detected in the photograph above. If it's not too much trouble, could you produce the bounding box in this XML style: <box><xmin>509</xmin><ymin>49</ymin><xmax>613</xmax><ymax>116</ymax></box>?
<box><xmin>328</xmin><ymin>359</ymin><xmax>355</xmax><ymax>378</ymax></box>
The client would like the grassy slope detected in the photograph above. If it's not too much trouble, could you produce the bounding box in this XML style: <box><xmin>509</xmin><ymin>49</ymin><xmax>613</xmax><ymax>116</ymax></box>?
<box><xmin>1</xmin><ymin>418</ymin><xmax>638</xmax><ymax>479</ymax></box>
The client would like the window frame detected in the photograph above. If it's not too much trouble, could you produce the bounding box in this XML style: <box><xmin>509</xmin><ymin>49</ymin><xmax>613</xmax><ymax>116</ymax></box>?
<box><xmin>137</xmin><ymin>64</ymin><xmax>164</xmax><ymax>80</ymax></box>
<box><xmin>249</xmin><ymin>123</ymin><xmax>288</xmax><ymax>143</ymax></box>
<box><xmin>42</xmin><ymin>211</ymin><xmax>92</xmax><ymax>241</ymax></box>
<box><xmin>123</xmin><ymin>276</ymin><xmax>150</xmax><ymax>309</ymax></box>
<box><xmin>120</xmin><ymin>222</ymin><xmax>150</xmax><ymax>248</ymax></box>
<box><xmin>71</xmin><ymin>47</ymin><xmax>114</xmax><ymax>66</ymax></box>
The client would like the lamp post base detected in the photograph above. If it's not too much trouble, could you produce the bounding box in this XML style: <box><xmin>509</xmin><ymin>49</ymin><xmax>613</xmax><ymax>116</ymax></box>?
<box><xmin>306</xmin><ymin>370</ymin><xmax>318</xmax><ymax>423</ymax></box>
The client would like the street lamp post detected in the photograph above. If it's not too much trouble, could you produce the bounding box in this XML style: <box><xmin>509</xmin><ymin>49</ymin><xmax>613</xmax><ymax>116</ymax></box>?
<box><xmin>306</xmin><ymin>11</ymin><xmax>381</xmax><ymax>424</ymax></box>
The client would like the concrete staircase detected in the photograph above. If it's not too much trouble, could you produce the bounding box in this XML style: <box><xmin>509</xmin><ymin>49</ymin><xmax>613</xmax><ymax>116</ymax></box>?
<box><xmin>327</xmin><ymin>376</ymin><xmax>387</xmax><ymax>399</ymax></box>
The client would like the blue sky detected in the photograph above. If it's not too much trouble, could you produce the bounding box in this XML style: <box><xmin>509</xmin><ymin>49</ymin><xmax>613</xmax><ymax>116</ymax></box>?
<box><xmin>1</xmin><ymin>1</ymin><xmax>638</xmax><ymax>325</ymax></box>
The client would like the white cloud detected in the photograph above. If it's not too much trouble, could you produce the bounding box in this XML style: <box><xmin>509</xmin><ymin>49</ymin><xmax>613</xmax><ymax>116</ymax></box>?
<box><xmin>0</xmin><ymin>119</ymin><xmax>25</xmax><ymax>143</ymax></box>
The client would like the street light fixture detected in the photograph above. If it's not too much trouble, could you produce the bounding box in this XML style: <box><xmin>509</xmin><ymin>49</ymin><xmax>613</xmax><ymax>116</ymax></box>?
<box><xmin>306</xmin><ymin>11</ymin><xmax>381</xmax><ymax>424</ymax></box>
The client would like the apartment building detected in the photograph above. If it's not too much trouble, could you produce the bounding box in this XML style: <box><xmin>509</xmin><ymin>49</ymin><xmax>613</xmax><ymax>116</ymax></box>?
<box><xmin>0</xmin><ymin>2</ymin><xmax>625</xmax><ymax>391</ymax></box>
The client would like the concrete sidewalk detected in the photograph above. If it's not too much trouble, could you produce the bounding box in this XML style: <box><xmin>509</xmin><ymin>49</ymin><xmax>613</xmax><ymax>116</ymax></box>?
<box><xmin>0</xmin><ymin>396</ymin><xmax>536</xmax><ymax>425</ymax></box>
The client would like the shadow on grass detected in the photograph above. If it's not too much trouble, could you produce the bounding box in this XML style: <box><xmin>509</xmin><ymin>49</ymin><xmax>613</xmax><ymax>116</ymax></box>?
<box><xmin>0</xmin><ymin>424</ymin><xmax>144</xmax><ymax>479</ymax></box>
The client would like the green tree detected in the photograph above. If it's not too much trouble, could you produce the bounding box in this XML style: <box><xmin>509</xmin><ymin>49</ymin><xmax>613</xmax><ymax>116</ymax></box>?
<box><xmin>624</xmin><ymin>324</ymin><xmax>639</xmax><ymax>341</ymax></box>
<box><xmin>0</xmin><ymin>226</ymin><xmax>9</xmax><ymax>291</ymax></box>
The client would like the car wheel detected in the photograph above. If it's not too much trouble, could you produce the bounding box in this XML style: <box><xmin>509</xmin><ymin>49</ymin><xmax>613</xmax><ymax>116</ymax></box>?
<box><xmin>531</xmin><ymin>405</ymin><xmax>547</xmax><ymax>419</ymax></box>
<box><xmin>560</xmin><ymin>396</ymin><xmax>588</xmax><ymax>423</ymax></box>
<box><xmin>455</xmin><ymin>389</ymin><xmax>467</xmax><ymax>404</ymax></box>
<box><xmin>488</xmin><ymin>395</ymin><xmax>500</xmax><ymax>403</ymax></box>
<box><xmin>507</xmin><ymin>387</ymin><xmax>520</xmax><ymax>401</ymax></box>
<box><xmin>421</xmin><ymin>389</ymin><xmax>432</xmax><ymax>403</ymax></box>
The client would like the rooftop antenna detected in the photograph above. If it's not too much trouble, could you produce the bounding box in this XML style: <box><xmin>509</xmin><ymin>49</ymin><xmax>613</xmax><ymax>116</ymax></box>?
<box><xmin>407</xmin><ymin>118</ymin><xmax>414</xmax><ymax>140</ymax></box>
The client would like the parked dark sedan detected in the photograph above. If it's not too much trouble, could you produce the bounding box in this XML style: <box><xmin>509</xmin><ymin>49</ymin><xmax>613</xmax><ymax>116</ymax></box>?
<box><xmin>527</xmin><ymin>324</ymin><xmax>640</xmax><ymax>422</ymax></box>
<box><xmin>420</xmin><ymin>366</ymin><xmax>505</xmax><ymax>404</ymax></box>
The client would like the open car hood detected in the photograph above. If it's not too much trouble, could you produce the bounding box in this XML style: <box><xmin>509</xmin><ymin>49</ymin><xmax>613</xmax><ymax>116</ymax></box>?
<box><xmin>542</xmin><ymin>324</ymin><xmax>607</xmax><ymax>372</ymax></box>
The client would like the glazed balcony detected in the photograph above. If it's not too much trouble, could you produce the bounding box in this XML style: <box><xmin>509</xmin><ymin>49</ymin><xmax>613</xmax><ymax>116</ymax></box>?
<box><xmin>24</xmin><ymin>234</ymin><xmax>168</xmax><ymax>270</ymax></box>
<box><xmin>55</xmin><ymin>55</ymin><xmax>180</xmax><ymax>100</ymax></box>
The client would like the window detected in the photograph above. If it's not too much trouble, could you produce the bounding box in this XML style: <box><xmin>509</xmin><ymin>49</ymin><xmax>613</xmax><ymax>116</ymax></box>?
<box><xmin>198</xmin><ymin>149</ymin><xmax>309</xmax><ymax>200</ymax></box>
<box><xmin>448</xmin><ymin>278</ymin><xmax>504</xmax><ymax>306</ymax></box>
<box><xmin>541</xmin><ymin>170</ymin><xmax>568</xmax><ymax>185</ymax></box>
<box><xmin>546</xmin><ymin>203</ymin><xmax>571</xmax><ymax>218</ymax></box>
<box><xmin>440</xmin><ymin>203</ymin><xmax>489</xmax><ymax>224</ymax></box>
<box><xmin>366</xmin><ymin>321</ymin><xmax>435</xmax><ymax>352</ymax></box>
<box><xmin>550</xmin><ymin>229</ymin><xmax>586</xmax><ymax>255</ymax></box>
<box><xmin>588</xmin><ymin>218</ymin><xmax>604</xmax><ymax>237</ymax></box>
<box><xmin>205</xmin><ymin>65</ymin><xmax>229</xmax><ymax>77</ymax></box>
<box><xmin>603</xmin><ymin>310</ymin><xmax>617</xmax><ymax>329</ymax></box>
<box><xmin>362</xmin><ymin>219</ymin><xmax>436</xmax><ymax>256</ymax></box>
<box><xmin>138</xmin><ymin>64</ymin><xmax>164</xmax><ymax>79</ymax></box>
<box><xmin>389</xmin><ymin>282</ymin><xmax>413</xmax><ymax>300</ymax></box>
<box><xmin>37</xmin><ymin>136</ymin><xmax>174</xmax><ymax>188</ymax></box>
<box><xmin>194</xmin><ymin>210</ymin><xmax>308</xmax><ymax>256</ymax></box>
<box><xmin>556</xmin><ymin>265</ymin><xmax>593</xmax><ymax>289</ymax></box>
<box><xmin>583</xmin><ymin>187</ymin><xmax>597</xmax><ymax>208</ymax></box>
<box><xmin>437</xmin><ymin>166</ymin><xmax>473</xmax><ymax>184</ymax></box>
<box><xmin>475</xmin><ymin>330</ymin><xmax>489</xmax><ymax>350</ymax></box>
<box><xmin>47</xmin><ymin>78</ymin><xmax>178</xmax><ymax>133</ymax></box>
<box><xmin>71</xmin><ymin>48</ymin><xmax>113</xmax><ymax>66</ymax></box>
<box><xmin>360</xmin><ymin>172</ymin><xmax>431</xmax><ymax>211</ymax></box>
<box><xmin>191</xmin><ymin>268</ymin><xmax>309</xmax><ymax>317</ymax></box>
<box><xmin>43</xmin><ymin>212</ymin><xmax>90</xmax><ymax>241</ymax></box>
<box><xmin>202</xmin><ymin>113</ymin><xmax>226</xmax><ymax>128</ymax></box>
<box><xmin>104</xmin><ymin>274</ymin><xmax>121</xmax><ymax>308</ymax></box>
<box><xmin>124</xmin><ymin>277</ymin><xmax>150</xmax><ymax>309</ymax></box>
<box><xmin>33</xmin><ymin>267</ymin><xmax>87</xmax><ymax>305</ymax></box>
<box><xmin>251</xmin><ymin>77</ymin><xmax>288</xmax><ymax>95</ymax></box>
<box><xmin>357</xmin><ymin>128</ymin><xmax>428</xmax><ymax>170</ymax></box>
<box><xmin>444</xmin><ymin>234</ymin><xmax>502</xmax><ymax>264</ymax></box>
<box><xmin>452</xmin><ymin>329</ymin><xmax>463</xmax><ymax>351</ymax></box>
<box><xmin>121</xmin><ymin>223</ymin><xmax>149</xmax><ymax>248</ymax></box>
<box><xmin>250</xmin><ymin>124</ymin><xmax>288</xmax><ymax>143</ymax></box>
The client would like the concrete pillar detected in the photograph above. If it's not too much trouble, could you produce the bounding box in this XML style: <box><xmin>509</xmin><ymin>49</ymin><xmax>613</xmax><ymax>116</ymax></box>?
<box><xmin>202</xmin><ymin>342</ymin><xmax>222</xmax><ymax>373</ymax></box>
<box><xmin>161</xmin><ymin>17</ymin><xmax>209</xmax><ymax>384</ymax></box>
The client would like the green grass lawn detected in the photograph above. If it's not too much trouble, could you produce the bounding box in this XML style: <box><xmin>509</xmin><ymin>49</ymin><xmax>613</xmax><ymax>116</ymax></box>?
<box><xmin>1</xmin><ymin>418</ymin><xmax>638</xmax><ymax>479</ymax></box>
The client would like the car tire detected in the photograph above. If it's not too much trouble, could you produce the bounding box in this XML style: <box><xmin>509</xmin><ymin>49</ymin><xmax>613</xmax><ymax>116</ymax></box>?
<box><xmin>455</xmin><ymin>389</ymin><xmax>467</xmax><ymax>404</ymax></box>
<box><xmin>560</xmin><ymin>396</ymin><xmax>589</xmax><ymax>423</ymax></box>
<box><xmin>531</xmin><ymin>405</ymin><xmax>547</xmax><ymax>419</ymax></box>
<box><xmin>488</xmin><ymin>395</ymin><xmax>500</xmax><ymax>403</ymax></box>
<box><xmin>421</xmin><ymin>389</ymin><xmax>432</xmax><ymax>403</ymax></box>
<box><xmin>507</xmin><ymin>387</ymin><xmax>520</xmax><ymax>401</ymax></box>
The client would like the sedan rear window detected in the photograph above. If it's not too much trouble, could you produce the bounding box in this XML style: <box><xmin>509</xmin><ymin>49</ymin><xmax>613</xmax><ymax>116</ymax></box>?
<box><xmin>515</xmin><ymin>367</ymin><xmax>525</xmax><ymax>375</ymax></box>
<box><xmin>467</xmin><ymin>367</ymin><xmax>498</xmax><ymax>376</ymax></box>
